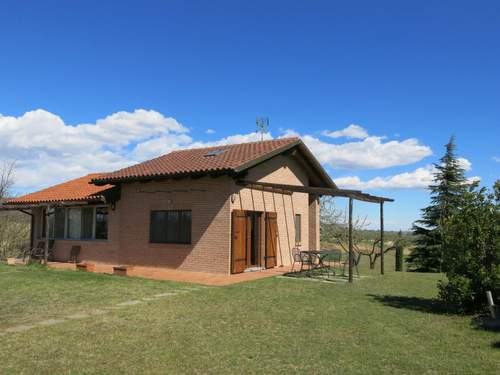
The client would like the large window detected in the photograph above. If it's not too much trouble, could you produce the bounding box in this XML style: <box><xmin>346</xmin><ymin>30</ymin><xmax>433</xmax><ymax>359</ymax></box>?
<box><xmin>295</xmin><ymin>214</ymin><xmax>301</xmax><ymax>244</ymax></box>
<box><xmin>67</xmin><ymin>208</ymin><xmax>82</xmax><ymax>239</ymax></box>
<box><xmin>150</xmin><ymin>210</ymin><xmax>191</xmax><ymax>244</ymax></box>
<box><xmin>45</xmin><ymin>206</ymin><xmax>108</xmax><ymax>240</ymax></box>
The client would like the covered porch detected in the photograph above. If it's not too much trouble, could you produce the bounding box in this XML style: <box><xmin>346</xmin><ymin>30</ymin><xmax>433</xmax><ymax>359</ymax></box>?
<box><xmin>237</xmin><ymin>179</ymin><xmax>394</xmax><ymax>283</ymax></box>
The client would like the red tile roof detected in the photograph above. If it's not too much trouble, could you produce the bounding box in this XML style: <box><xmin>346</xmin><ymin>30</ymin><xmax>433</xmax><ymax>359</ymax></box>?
<box><xmin>5</xmin><ymin>174</ymin><xmax>114</xmax><ymax>205</ymax></box>
<box><xmin>91</xmin><ymin>137</ymin><xmax>303</xmax><ymax>184</ymax></box>
<box><xmin>2</xmin><ymin>137</ymin><xmax>335</xmax><ymax>207</ymax></box>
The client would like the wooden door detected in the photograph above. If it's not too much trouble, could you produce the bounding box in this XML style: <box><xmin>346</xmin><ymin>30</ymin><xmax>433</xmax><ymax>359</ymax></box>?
<box><xmin>265</xmin><ymin>212</ymin><xmax>278</xmax><ymax>268</ymax></box>
<box><xmin>231</xmin><ymin>210</ymin><xmax>247</xmax><ymax>274</ymax></box>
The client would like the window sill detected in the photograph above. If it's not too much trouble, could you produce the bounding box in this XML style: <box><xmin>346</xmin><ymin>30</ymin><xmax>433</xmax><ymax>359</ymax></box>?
<box><xmin>149</xmin><ymin>242</ymin><xmax>192</xmax><ymax>246</ymax></box>
<box><xmin>41</xmin><ymin>238</ymin><xmax>109</xmax><ymax>243</ymax></box>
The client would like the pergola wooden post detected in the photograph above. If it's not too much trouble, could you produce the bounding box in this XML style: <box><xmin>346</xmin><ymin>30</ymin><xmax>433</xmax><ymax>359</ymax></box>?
<box><xmin>380</xmin><ymin>201</ymin><xmax>384</xmax><ymax>275</ymax></box>
<box><xmin>235</xmin><ymin>180</ymin><xmax>394</xmax><ymax>283</ymax></box>
<box><xmin>44</xmin><ymin>205</ymin><xmax>50</xmax><ymax>264</ymax></box>
<box><xmin>348</xmin><ymin>197</ymin><xmax>354</xmax><ymax>283</ymax></box>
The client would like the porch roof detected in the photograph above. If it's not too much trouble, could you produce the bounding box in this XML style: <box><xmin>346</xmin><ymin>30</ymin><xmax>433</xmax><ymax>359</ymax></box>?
<box><xmin>1</xmin><ymin>174</ymin><xmax>115</xmax><ymax>208</ymax></box>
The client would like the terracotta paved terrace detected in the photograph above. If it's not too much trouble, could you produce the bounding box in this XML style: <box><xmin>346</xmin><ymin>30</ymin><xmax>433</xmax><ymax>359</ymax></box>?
<box><xmin>48</xmin><ymin>262</ymin><xmax>293</xmax><ymax>286</ymax></box>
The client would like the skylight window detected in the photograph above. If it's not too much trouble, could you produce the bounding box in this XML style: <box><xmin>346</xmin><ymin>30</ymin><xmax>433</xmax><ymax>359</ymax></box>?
<box><xmin>204</xmin><ymin>149</ymin><xmax>227</xmax><ymax>157</ymax></box>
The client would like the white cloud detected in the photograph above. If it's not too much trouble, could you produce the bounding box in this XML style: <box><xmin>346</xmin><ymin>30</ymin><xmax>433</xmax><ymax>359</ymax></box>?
<box><xmin>0</xmin><ymin>109</ymin><xmax>188</xmax><ymax>190</ymax></box>
<box><xmin>301</xmin><ymin>134</ymin><xmax>432</xmax><ymax>169</ymax></box>
<box><xmin>467</xmin><ymin>176</ymin><xmax>481</xmax><ymax>184</ymax></box>
<box><xmin>335</xmin><ymin>165</ymin><xmax>436</xmax><ymax>190</ymax></box>
<box><xmin>279</xmin><ymin>128</ymin><xmax>300</xmax><ymax>138</ymax></box>
<box><xmin>335</xmin><ymin>164</ymin><xmax>481</xmax><ymax>190</ymax></box>
<box><xmin>457</xmin><ymin>157</ymin><xmax>472</xmax><ymax>171</ymax></box>
<box><xmin>492</xmin><ymin>156</ymin><xmax>500</xmax><ymax>163</ymax></box>
<box><xmin>322</xmin><ymin>124</ymin><xmax>369</xmax><ymax>139</ymax></box>
<box><xmin>205</xmin><ymin>129</ymin><xmax>216</xmax><ymax>134</ymax></box>
<box><xmin>132</xmin><ymin>134</ymin><xmax>194</xmax><ymax>161</ymax></box>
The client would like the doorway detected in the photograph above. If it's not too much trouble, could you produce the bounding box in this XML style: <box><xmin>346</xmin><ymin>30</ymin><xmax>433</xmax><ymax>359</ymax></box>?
<box><xmin>231</xmin><ymin>210</ymin><xmax>277</xmax><ymax>274</ymax></box>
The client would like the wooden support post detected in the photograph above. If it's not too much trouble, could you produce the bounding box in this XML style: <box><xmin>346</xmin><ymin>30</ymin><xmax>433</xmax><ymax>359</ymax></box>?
<box><xmin>30</xmin><ymin>214</ymin><xmax>34</xmax><ymax>249</ymax></box>
<box><xmin>348</xmin><ymin>197</ymin><xmax>353</xmax><ymax>283</ymax></box>
<box><xmin>380</xmin><ymin>201</ymin><xmax>384</xmax><ymax>275</ymax></box>
<box><xmin>44</xmin><ymin>205</ymin><xmax>50</xmax><ymax>264</ymax></box>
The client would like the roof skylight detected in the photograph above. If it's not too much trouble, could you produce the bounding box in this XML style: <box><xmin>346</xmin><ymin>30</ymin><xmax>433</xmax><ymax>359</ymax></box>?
<box><xmin>204</xmin><ymin>149</ymin><xmax>227</xmax><ymax>157</ymax></box>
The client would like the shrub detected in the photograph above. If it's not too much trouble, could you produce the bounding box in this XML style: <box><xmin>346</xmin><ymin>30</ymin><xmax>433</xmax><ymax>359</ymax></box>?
<box><xmin>438</xmin><ymin>276</ymin><xmax>474</xmax><ymax>314</ymax></box>
<box><xmin>438</xmin><ymin>181</ymin><xmax>500</xmax><ymax>313</ymax></box>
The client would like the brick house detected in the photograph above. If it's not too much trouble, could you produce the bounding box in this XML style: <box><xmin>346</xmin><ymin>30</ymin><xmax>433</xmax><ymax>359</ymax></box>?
<box><xmin>3</xmin><ymin>138</ymin><xmax>337</xmax><ymax>274</ymax></box>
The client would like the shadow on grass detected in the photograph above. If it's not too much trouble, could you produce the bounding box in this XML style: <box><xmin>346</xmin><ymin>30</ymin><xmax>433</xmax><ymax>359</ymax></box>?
<box><xmin>282</xmin><ymin>269</ymin><xmax>353</xmax><ymax>283</ymax></box>
<box><xmin>491</xmin><ymin>341</ymin><xmax>500</xmax><ymax>349</ymax></box>
<box><xmin>471</xmin><ymin>316</ymin><xmax>500</xmax><ymax>333</ymax></box>
<box><xmin>368</xmin><ymin>294</ymin><xmax>451</xmax><ymax>315</ymax></box>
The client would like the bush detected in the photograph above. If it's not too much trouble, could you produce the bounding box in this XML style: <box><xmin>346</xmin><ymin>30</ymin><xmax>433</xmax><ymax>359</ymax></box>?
<box><xmin>438</xmin><ymin>181</ymin><xmax>500</xmax><ymax>313</ymax></box>
<box><xmin>438</xmin><ymin>276</ymin><xmax>474</xmax><ymax>314</ymax></box>
<box><xmin>0</xmin><ymin>212</ymin><xmax>30</xmax><ymax>260</ymax></box>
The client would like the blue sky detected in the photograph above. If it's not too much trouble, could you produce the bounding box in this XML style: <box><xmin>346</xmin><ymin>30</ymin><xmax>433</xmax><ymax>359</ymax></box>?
<box><xmin>0</xmin><ymin>0</ymin><xmax>499</xmax><ymax>230</ymax></box>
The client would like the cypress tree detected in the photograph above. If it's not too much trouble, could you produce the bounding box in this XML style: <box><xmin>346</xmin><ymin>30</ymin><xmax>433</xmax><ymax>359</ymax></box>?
<box><xmin>406</xmin><ymin>136</ymin><xmax>467</xmax><ymax>272</ymax></box>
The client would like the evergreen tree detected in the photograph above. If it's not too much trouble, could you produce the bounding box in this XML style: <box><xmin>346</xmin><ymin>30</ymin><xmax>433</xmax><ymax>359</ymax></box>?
<box><xmin>406</xmin><ymin>137</ymin><xmax>467</xmax><ymax>272</ymax></box>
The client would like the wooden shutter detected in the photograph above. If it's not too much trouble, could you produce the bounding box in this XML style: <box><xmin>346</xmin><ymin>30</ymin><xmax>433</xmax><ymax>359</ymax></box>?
<box><xmin>231</xmin><ymin>210</ymin><xmax>247</xmax><ymax>274</ymax></box>
<box><xmin>265</xmin><ymin>212</ymin><xmax>278</xmax><ymax>268</ymax></box>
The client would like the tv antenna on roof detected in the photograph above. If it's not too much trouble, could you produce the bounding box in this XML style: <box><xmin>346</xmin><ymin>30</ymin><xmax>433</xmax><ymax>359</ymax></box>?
<box><xmin>256</xmin><ymin>117</ymin><xmax>269</xmax><ymax>141</ymax></box>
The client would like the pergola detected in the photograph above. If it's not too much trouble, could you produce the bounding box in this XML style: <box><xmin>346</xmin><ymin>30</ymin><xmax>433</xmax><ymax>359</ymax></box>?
<box><xmin>236</xmin><ymin>180</ymin><xmax>394</xmax><ymax>283</ymax></box>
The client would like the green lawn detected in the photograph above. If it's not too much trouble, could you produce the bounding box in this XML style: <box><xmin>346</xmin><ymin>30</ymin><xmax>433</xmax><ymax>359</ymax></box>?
<box><xmin>0</xmin><ymin>260</ymin><xmax>499</xmax><ymax>374</ymax></box>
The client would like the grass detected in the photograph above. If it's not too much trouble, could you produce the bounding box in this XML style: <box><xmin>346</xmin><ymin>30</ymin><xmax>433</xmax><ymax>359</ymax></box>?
<box><xmin>0</xmin><ymin>258</ymin><xmax>499</xmax><ymax>374</ymax></box>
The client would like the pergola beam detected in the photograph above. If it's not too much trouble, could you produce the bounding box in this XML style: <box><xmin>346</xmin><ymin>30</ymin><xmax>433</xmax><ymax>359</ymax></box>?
<box><xmin>236</xmin><ymin>180</ymin><xmax>394</xmax><ymax>203</ymax></box>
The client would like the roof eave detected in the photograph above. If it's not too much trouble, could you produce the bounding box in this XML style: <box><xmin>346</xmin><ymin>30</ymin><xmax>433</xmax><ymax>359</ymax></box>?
<box><xmin>90</xmin><ymin>168</ymin><xmax>234</xmax><ymax>186</ymax></box>
<box><xmin>0</xmin><ymin>197</ymin><xmax>106</xmax><ymax>209</ymax></box>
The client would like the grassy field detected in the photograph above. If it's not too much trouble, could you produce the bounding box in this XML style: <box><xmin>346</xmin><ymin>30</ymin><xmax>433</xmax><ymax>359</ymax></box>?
<box><xmin>0</xmin><ymin>259</ymin><xmax>499</xmax><ymax>374</ymax></box>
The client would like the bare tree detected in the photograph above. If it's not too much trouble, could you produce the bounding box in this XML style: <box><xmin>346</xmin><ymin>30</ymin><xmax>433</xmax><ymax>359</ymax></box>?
<box><xmin>0</xmin><ymin>160</ymin><xmax>15</xmax><ymax>200</ymax></box>
<box><xmin>320</xmin><ymin>195</ymin><xmax>404</xmax><ymax>269</ymax></box>
<box><xmin>0</xmin><ymin>161</ymin><xmax>30</xmax><ymax>260</ymax></box>
<box><xmin>320</xmin><ymin>196</ymin><xmax>366</xmax><ymax>265</ymax></box>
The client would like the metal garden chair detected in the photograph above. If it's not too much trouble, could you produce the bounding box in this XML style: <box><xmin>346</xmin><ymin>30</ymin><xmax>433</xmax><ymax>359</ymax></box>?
<box><xmin>291</xmin><ymin>248</ymin><xmax>313</xmax><ymax>272</ymax></box>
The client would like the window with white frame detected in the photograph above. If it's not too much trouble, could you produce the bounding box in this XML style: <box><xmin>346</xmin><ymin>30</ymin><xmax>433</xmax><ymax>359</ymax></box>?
<box><xmin>46</xmin><ymin>206</ymin><xmax>109</xmax><ymax>240</ymax></box>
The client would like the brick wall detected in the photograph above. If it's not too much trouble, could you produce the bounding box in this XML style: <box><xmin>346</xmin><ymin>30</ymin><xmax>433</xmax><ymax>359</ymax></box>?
<box><xmin>117</xmin><ymin>177</ymin><xmax>231</xmax><ymax>273</ymax></box>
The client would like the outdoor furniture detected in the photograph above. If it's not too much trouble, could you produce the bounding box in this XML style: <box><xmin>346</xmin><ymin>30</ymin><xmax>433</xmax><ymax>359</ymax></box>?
<box><xmin>307</xmin><ymin>251</ymin><xmax>326</xmax><ymax>269</ymax></box>
<box><xmin>318</xmin><ymin>250</ymin><xmax>343</xmax><ymax>276</ymax></box>
<box><xmin>23</xmin><ymin>240</ymin><xmax>55</xmax><ymax>262</ymax></box>
<box><xmin>291</xmin><ymin>248</ymin><xmax>314</xmax><ymax>272</ymax></box>
<box><xmin>68</xmin><ymin>245</ymin><xmax>81</xmax><ymax>263</ymax></box>
<box><xmin>296</xmin><ymin>250</ymin><xmax>330</xmax><ymax>277</ymax></box>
